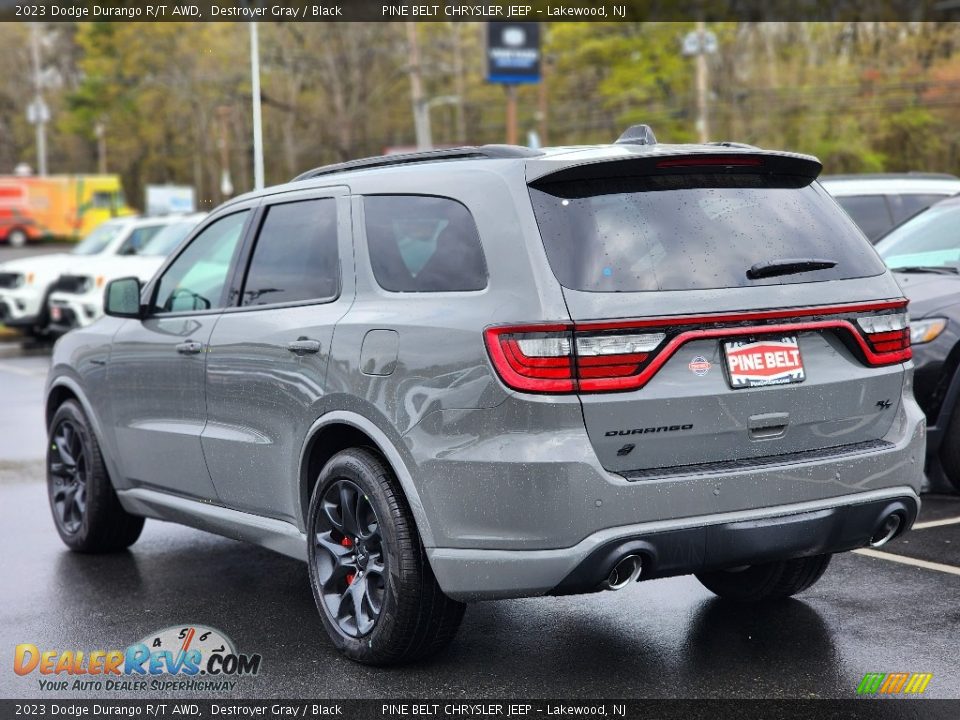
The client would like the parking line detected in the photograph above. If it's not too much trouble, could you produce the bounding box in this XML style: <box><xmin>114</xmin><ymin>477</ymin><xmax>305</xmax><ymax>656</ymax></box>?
<box><xmin>912</xmin><ymin>516</ymin><xmax>960</xmax><ymax>530</ymax></box>
<box><xmin>0</xmin><ymin>362</ymin><xmax>47</xmax><ymax>378</ymax></box>
<box><xmin>852</xmin><ymin>548</ymin><xmax>960</xmax><ymax>577</ymax></box>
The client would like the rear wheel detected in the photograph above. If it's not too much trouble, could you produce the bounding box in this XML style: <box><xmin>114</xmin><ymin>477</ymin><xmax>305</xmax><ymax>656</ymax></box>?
<box><xmin>47</xmin><ymin>400</ymin><xmax>144</xmax><ymax>552</ymax></box>
<box><xmin>695</xmin><ymin>554</ymin><xmax>831</xmax><ymax>602</ymax></box>
<box><xmin>307</xmin><ymin>448</ymin><xmax>465</xmax><ymax>665</ymax></box>
<box><xmin>6</xmin><ymin>228</ymin><xmax>28</xmax><ymax>248</ymax></box>
<box><xmin>939</xmin><ymin>397</ymin><xmax>960</xmax><ymax>492</ymax></box>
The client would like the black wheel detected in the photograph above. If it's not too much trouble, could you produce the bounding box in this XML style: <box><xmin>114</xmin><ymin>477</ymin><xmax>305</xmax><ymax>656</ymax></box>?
<box><xmin>6</xmin><ymin>228</ymin><xmax>27</xmax><ymax>248</ymax></box>
<box><xmin>939</xmin><ymin>397</ymin><xmax>960</xmax><ymax>492</ymax></box>
<box><xmin>47</xmin><ymin>400</ymin><xmax>144</xmax><ymax>552</ymax></box>
<box><xmin>695</xmin><ymin>554</ymin><xmax>832</xmax><ymax>602</ymax></box>
<box><xmin>307</xmin><ymin>447</ymin><xmax>465</xmax><ymax>665</ymax></box>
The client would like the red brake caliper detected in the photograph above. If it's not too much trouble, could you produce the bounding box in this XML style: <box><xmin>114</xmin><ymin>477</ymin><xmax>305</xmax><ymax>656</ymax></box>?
<box><xmin>340</xmin><ymin>536</ymin><xmax>355</xmax><ymax>584</ymax></box>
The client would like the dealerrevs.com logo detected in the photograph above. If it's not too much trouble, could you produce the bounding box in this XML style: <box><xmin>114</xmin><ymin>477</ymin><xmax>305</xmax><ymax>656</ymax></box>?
<box><xmin>13</xmin><ymin>624</ymin><xmax>262</xmax><ymax>693</ymax></box>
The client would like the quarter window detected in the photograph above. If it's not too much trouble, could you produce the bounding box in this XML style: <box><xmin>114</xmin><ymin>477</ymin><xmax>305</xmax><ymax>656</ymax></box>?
<box><xmin>152</xmin><ymin>211</ymin><xmax>248</xmax><ymax>314</ymax></box>
<box><xmin>364</xmin><ymin>195</ymin><xmax>487</xmax><ymax>292</ymax></box>
<box><xmin>241</xmin><ymin>198</ymin><xmax>339</xmax><ymax>306</ymax></box>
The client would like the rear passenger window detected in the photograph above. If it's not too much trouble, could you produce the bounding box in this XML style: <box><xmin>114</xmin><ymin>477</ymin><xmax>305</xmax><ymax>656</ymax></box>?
<box><xmin>890</xmin><ymin>194</ymin><xmax>946</xmax><ymax>224</ymax></box>
<box><xmin>242</xmin><ymin>198</ymin><xmax>339</xmax><ymax>306</ymax></box>
<box><xmin>836</xmin><ymin>195</ymin><xmax>893</xmax><ymax>241</ymax></box>
<box><xmin>364</xmin><ymin>195</ymin><xmax>487</xmax><ymax>292</ymax></box>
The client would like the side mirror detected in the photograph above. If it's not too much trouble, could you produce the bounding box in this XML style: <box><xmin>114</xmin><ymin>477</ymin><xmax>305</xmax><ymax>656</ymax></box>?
<box><xmin>104</xmin><ymin>277</ymin><xmax>143</xmax><ymax>319</ymax></box>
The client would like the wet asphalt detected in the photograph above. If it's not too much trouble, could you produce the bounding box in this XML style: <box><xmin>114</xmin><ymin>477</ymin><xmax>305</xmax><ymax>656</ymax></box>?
<box><xmin>1</xmin><ymin>350</ymin><xmax>959</xmax><ymax>701</ymax></box>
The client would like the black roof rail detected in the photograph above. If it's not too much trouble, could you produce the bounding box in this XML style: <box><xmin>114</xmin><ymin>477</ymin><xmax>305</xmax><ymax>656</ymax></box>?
<box><xmin>292</xmin><ymin>145</ymin><xmax>542</xmax><ymax>182</ymax></box>
<box><xmin>615</xmin><ymin>124</ymin><xmax>657</xmax><ymax>145</ymax></box>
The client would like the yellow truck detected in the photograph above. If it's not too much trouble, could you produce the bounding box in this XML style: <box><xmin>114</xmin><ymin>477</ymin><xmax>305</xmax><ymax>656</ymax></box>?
<box><xmin>0</xmin><ymin>175</ymin><xmax>135</xmax><ymax>246</ymax></box>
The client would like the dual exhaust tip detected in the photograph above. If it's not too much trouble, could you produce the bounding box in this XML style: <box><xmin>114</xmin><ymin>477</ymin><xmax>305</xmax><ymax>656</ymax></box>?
<box><xmin>602</xmin><ymin>554</ymin><xmax>643</xmax><ymax>591</ymax></box>
<box><xmin>601</xmin><ymin>511</ymin><xmax>903</xmax><ymax>590</ymax></box>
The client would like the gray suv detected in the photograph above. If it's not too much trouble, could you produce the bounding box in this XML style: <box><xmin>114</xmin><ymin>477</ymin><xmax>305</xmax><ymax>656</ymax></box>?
<box><xmin>45</xmin><ymin>127</ymin><xmax>925</xmax><ymax>665</ymax></box>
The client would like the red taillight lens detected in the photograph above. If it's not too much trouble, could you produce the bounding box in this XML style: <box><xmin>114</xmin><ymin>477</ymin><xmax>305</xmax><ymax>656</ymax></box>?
<box><xmin>855</xmin><ymin>312</ymin><xmax>912</xmax><ymax>364</ymax></box>
<box><xmin>484</xmin><ymin>326</ymin><xmax>666</xmax><ymax>393</ymax></box>
<box><xmin>484</xmin><ymin>326</ymin><xmax>576</xmax><ymax>393</ymax></box>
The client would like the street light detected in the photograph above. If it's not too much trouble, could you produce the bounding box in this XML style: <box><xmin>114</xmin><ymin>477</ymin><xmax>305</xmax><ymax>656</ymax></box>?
<box><xmin>250</xmin><ymin>22</ymin><xmax>264</xmax><ymax>190</ymax></box>
<box><xmin>682</xmin><ymin>22</ymin><xmax>717</xmax><ymax>144</ymax></box>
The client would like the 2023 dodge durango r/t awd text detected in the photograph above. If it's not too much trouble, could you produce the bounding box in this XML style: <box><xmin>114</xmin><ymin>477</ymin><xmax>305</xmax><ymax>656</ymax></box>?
<box><xmin>45</xmin><ymin>126</ymin><xmax>925</xmax><ymax>665</ymax></box>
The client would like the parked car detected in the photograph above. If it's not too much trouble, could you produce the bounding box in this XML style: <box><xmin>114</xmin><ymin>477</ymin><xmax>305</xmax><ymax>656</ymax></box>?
<box><xmin>821</xmin><ymin>173</ymin><xmax>960</xmax><ymax>242</ymax></box>
<box><xmin>46</xmin><ymin>213</ymin><xmax>206</xmax><ymax>333</ymax></box>
<box><xmin>876</xmin><ymin>195</ymin><xmax>960</xmax><ymax>491</ymax></box>
<box><xmin>0</xmin><ymin>208</ymin><xmax>45</xmax><ymax>247</ymax></box>
<box><xmin>0</xmin><ymin>216</ymin><xmax>172</xmax><ymax>337</ymax></box>
<box><xmin>46</xmin><ymin>128</ymin><xmax>924</xmax><ymax>665</ymax></box>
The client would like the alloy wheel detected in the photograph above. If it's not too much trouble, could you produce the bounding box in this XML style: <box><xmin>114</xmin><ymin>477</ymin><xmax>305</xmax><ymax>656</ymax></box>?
<box><xmin>49</xmin><ymin>420</ymin><xmax>88</xmax><ymax>534</ymax></box>
<box><xmin>313</xmin><ymin>479</ymin><xmax>386</xmax><ymax>637</ymax></box>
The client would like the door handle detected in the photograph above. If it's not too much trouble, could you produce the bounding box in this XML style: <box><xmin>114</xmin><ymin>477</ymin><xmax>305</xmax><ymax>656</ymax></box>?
<box><xmin>287</xmin><ymin>338</ymin><xmax>321</xmax><ymax>355</ymax></box>
<box><xmin>175</xmin><ymin>340</ymin><xmax>204</xmax><ymax>355</ymax></box>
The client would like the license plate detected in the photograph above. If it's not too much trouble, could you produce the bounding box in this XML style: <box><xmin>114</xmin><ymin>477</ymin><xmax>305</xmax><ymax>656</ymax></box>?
<box><xmin>723</xmin><ymin>336</ymin><xmax>805</xmax><ymax>389</ymax></box>
<box><xmin>50</xmin><ymin>306</ymin><xmax>62</xmax><ymax>322</ymax></box>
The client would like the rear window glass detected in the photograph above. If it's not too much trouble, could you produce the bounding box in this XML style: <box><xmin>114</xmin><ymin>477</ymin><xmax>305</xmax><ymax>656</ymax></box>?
<box><xmin>530</xmin><ymin>174</ymin><xmax>886</xmax><ymax>292</ymax></box>
<box><xmin>835</xmin><ymin>195</ymin><xmax>893</xmax><ymax>241</ymax></box>
<box><xmin>364</xmin><ymin>195</ymin><xmax>487</xmax><ymax>292</ymax></box>
<box><xmin>241</xmin><ymin>198</ymin><xmax>339</xmax><ymax>306</ymax></box>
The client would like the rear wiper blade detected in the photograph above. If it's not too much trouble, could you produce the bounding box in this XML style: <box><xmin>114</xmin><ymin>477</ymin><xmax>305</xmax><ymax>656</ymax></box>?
<box><xmin>746</xmin><ymin>258</ymin><xmax>837</xmax><ymax>280</ymax></box>
<box><xmin>891</xmin><ymin>265</ymin><xmax>959</xmax><ymax>275</ymax></box>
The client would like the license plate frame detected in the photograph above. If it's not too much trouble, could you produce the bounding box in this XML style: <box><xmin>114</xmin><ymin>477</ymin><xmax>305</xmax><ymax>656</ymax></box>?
<box><xmin>722</xmin><ymin>336</ymin><xmax>805</xmax><ymax>389</ymax></box>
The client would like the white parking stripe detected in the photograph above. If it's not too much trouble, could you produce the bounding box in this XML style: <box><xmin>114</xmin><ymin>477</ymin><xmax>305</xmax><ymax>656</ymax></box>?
<box><xmin>852</xmin><ymin>548</ymin><xmax>960</xmax><ymax>577</ymax></box>
<box><xmin>0</xmin><ymin>362</ymin><xmax>47</xmax><ymax>378</ymax></box>
<box><xmin>912</xmin><ymin>516</ymin><xmax>960</xmax><ymax>530</ymax></box>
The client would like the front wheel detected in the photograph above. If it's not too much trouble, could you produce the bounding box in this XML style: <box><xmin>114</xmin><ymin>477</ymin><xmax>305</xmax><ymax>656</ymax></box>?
<box><xmin>47</xmin><ymin>400</ymin><xmax>144</xmax><ymax>552</ymax></box>
<box><xmin>306</xmin><ymin>448</ymin><xmax>465</xmax><ymax>665</ymax></box>
<box><xmin>695</xmin><ymin>554</ymin><xmax>832</xmax><ymax>602</ymax></box>
<box><xmin>938</xmin><ymin>396</ymin><xmax>960</xmax><ymax>492</ymax></box>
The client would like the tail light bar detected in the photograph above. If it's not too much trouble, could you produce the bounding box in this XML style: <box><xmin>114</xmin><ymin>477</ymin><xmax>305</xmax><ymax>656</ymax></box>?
<box><xmin>484</xmin><ymin>300</ymin><xmax>911</xmax><ymax>394</ymax></box>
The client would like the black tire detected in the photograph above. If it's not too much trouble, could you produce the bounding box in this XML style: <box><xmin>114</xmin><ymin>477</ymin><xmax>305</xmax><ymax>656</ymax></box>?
<box><xmin>939</xmin><ymin>397</ymin><xmax>960</xmax><ymax>492</ymax></box>
<box><xmin>307</xmin><ymin>447</ymin><xmax>465</xmax><ymax>665</ymax></box>
<box><xmin>47</xmin><ymin>400</ymin><xmax>144</xmax><ymax>553</ymax></box>
<box><xmin>695</xmin><ymin>554</ymin><xmax>832</xmax><ymax>602</ymax></box>
<box><xmin>6</xmin><ymin>228</ymin><xmax>28</xmax><ymax>248</ymax></box>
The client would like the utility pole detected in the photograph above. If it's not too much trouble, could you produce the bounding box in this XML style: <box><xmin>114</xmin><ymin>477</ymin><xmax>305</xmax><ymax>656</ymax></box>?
<box><xmin>407</xmin><ymin>24</ymin><xmax>431</xmax><ymax>150</ymax></box>
<box><xmin>94</xmin><ymin>121</ymin><xmax>106</xmax><ymax>174</ymax></box>
<box><xmin>29</xmin><ymin>23</ymin><xmax>48</xmax><ymax>176</ymax></box>
<box><xmin>451</xmin><ymin>23</ymin><xmax>467</xmax><ymax>145</ymax></box>
<box><xmin>504</xmin><ymin>86</ymin><xmax>518</xmax><ymax>146</ymax></box>
<box><xmin>695</xmin><ymin>21</ymin><xmax>708</xmax><ymax>143</ymax></box>
<box><xmin>250</xmin><ymin>22</ymin><xmax>265</xmax><ymax>190</ymax></box>
<box><xmin>682</xmin><ymin>21</ymin><xmax>717</xmax><ymax>144</ymax></box>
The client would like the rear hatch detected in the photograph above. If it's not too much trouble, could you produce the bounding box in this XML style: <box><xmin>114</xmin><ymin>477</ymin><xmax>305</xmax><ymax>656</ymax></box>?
<box><xmin>502</xmin><ymin>152</ymin><xmax>910</xmax><ymax>475</ymax></box>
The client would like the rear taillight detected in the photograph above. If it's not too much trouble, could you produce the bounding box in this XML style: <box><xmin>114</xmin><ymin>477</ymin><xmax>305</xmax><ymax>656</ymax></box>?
<box><xmin>485</xmin><ymin>300</ymin><xmax>911</xmax><ymax>394</ymax></box>
<box><xmin>485</xmin><ymin>325</ymin><xmax>667</xmax><ymax>393</ymax></box>
<box><xmin>855</xmin><ymin>312</ymin><xmax>912</xmax><ymax>363</ymax></box>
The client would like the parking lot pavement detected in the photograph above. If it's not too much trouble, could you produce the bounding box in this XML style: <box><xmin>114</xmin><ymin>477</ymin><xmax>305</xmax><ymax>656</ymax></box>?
<box><xmin>1</xmin><ymin>348</ymin><xmax>958</xmax><ymax>700</ymax></box>
<box><xmin>0</xmin><ymin>242</ymin><xmax>73</xmax><ymax>263</ymax></box>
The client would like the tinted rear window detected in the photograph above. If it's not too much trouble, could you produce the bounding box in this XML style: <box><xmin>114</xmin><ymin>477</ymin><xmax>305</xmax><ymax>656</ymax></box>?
<box><xmin>364</xmin><ymin>195</ymin><xmax>487</xmax><ymax>292</ymax></box>
<box><xmin>242</xmin><ymin>198</ymin><xmax>339</xmax><ymax>306</ymax></box>
<box><xmin>835</xmin><ymin>195</ymin><xmax>893</xmax><ymax>241</ymax></box>
<box><xmin>530</xmin><ymin>174</ymin><xmax>885</xmax><ymax>292</ymax></box>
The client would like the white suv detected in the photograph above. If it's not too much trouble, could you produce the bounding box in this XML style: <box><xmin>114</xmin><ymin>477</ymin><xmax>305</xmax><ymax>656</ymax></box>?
<box><xmin>47</xmin><ymin>213</ymin><xmax>206</xmax><ymax>332</ymax></box>
<box><xmin>821</xmin><ymin>173</ymin><xmax>960</xmax><ymax>242</ymax></box>
<box><xmin>0</xmin><ymin>216</ymin><xmax>173</xmax><ymax>337</ymax></box>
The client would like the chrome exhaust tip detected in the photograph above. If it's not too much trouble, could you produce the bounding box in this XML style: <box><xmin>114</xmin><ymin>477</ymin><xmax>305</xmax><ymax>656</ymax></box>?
<box><xmin>603</xmin><ymin>554</ymin><xmax>643</xmax><ymax>590</ymax></box>
<box><xmin>869</xmin><ymin>513</ymin><xmax>903</xmax><ymax>549</ymax></box>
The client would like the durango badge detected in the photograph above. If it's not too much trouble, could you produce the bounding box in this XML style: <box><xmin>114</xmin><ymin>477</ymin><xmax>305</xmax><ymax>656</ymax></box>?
<box><xmin>689</xmin><ymin>356</ymin><xmax>712</xmax><ymax>376</ymax></box>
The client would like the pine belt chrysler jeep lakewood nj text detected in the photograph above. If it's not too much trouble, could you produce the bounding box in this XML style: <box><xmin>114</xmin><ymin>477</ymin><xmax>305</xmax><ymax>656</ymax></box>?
<box><xmin>45</xmin><ymin>126</ymin><xmax>926</xmax><ymax>665</ymax></box>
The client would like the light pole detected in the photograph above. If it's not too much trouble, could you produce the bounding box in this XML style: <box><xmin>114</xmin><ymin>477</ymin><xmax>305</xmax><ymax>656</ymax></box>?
<box><xmin>28</xmin><ymin>23</ymin><xmax>49</xmax><ymax>176</ymax></box>
<box><xmin>250</xmin><ymin>22</ymin><xmax>265</xmax><ymax>190</ymax></box>
<box><xmin>682</xmin><ymin>21</ymin><xmax>717</xmax><ymax>144</ymax></box>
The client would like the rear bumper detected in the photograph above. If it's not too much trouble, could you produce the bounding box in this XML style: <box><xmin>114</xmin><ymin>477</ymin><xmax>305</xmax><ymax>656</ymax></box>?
<box><xmin>428</xmin><ymin>487</ymin><xmax>919</xmax><ymax>601</ymax></box>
